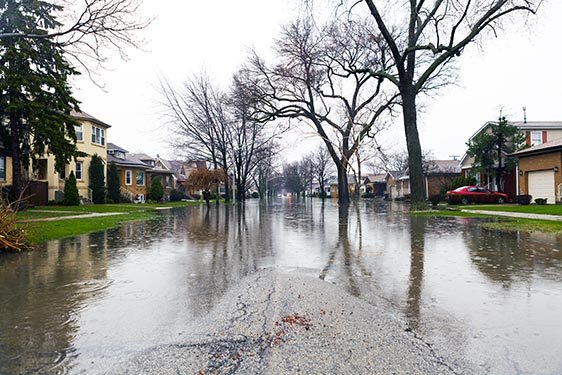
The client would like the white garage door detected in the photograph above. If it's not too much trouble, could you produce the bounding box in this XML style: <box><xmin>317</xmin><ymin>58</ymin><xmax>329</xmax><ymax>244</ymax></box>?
<box><xmin>528</xmin><ymin>170</ymin><xmax>555</xmax><ymax>203</ymax></box>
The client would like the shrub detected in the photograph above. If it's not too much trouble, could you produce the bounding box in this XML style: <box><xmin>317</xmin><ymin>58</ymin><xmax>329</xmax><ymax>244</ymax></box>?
<box><xmin>89</xmin><ymin>154</ymin><xmax>106</xmax><ymax>204</ymax></box>
<box><xmin>516</xmin><ymin>194</ymin><xmax>532</xmax><ymax>205</ymax></box>
<box><xmin>0</xmin><ymin>200</ymin><xmax>32</xmax><ymax>252</ymax></box>
<box><xmin>107</xmin><ymin>162</ymin><xmax>121</xmax><ymax>203</ymax></box>
<box><xmin>535</xmin><ymin>198</ymin><xmax>547</xmax><ymax>205</ymax></box>
<box><xmin>169</xmin><ymin>189</ymin><xmax>184</xmax><ymax>202</ymax></box>
<box><xmin>149</xmin><ymin>176</ymin><xmax>164</xmax><ymax>202</ymax></box>
<box><xmin>63</xmin><ymin>171</ymin><xmax>80</xmax><ymax>206</ymax></box>
<box><xmin>120</xmin><ymin>194</ymin><xmax>133</xmax><ymax>203</ymax></box>
<box><xmin>430</xmin><ymin>194</ymin><xmax>441</xmax><ymax>206</ymax></box>
<box><xmin>441</xmin><ymin>175</ymin><xmax>478</xmax><ymax>195</ymax></box>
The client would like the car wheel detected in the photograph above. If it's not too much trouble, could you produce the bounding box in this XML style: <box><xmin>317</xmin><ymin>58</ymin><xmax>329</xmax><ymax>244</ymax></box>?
<box><xmin>497</xmin><ymin>197</ymin><xmax>505</xmax><ymax>204</ymax></box>
<box><xmin>460</xmin><ymin>197</ymin><xmax>469</xmax><ymax>205</ymax></box>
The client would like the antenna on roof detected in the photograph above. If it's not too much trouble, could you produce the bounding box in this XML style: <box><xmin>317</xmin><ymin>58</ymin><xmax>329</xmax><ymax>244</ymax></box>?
<box><xmin>449</xmin><ymin>155</ymin><xmax>460</xmax><ymax>161</ymax></box>
<box><xmin>523</xmin><ymin>107</ymin><xmax>527</xmax><ymax>124</ymax></box>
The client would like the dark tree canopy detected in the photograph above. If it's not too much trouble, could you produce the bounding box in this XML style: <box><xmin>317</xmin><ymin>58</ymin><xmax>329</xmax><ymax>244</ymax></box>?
<box><xmin>0</xmin><ymin>0</ymin><xmax>81</xmax><ymax>202</ymax></box>
<box><xmin>89</xmin><ymin>154</ymin><xmax>106</xmax><ymax>204</ymax></box>
<box><xmin>63</xmin><ymin>171</ymin><xmax>80</xmax><ymax>206</ymax></box>
<box><xmin>107</xmin><ymin>162</ymin><xmax>120</xmax><ymax>203</ymax></box>
<box><xmin>467</xmin><ymin>117</ymin><xmax>525</xmax><ymax>191</ymax></box>
<box><xmin>149</xmin><ymin>176</ymin><xmax>164</xmax><ymax>203</ymax></box>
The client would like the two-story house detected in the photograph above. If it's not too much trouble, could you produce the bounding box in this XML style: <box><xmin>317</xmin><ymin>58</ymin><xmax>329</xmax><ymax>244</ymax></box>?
<box><xmin>40</xmin><ymin>111</ymin><xmax>111</xmax><ymax>202</ymax></box>
<box><xmin>1</xmin><ymin>111</ymin><xmax>111</xmax><ymax>204</ymax></box>
<box><xmin>459</xmin><ymin>120</ymin><xmax>562</xmax><ymax>199</ymax></box>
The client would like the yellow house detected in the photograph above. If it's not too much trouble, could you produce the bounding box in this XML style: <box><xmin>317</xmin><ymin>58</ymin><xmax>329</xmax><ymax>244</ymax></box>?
<box><xmin>0</xmin><ymin>111</ymin><xmax>111</xmax><ymax>203</ymax></box>
<box><xmin>36</xmin><ymin>111</ymin><xmax>111</xmax><ymax>202</ymax></box>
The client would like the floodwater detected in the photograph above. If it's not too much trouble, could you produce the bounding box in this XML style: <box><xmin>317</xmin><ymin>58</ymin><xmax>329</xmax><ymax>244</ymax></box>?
<box><xmin>1</xmin><ymin>200</ymin><xmax>562</xmax><ymax>374</ymax></box>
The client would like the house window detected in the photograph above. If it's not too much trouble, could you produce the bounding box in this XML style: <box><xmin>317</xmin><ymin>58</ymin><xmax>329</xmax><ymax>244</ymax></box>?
<box><xmin>91</xmin><ymin>126</ymin><xmax>105</xmax><ymax>146</ymax></box>
<box><xmin>59</xmin><ymin>168</ymin><xmax>66</xmax><ymax>180</ymax></box>
<box><xmin>75</xmin><ymin>125</ymin><xmax>83</xmax><ymax>141</ymax></box>
<box><xmin>75</xmin><ymin>162</ymin><xmax>83</xmax><ymax>180</ymax></box>
<box><xmin>531</xmin><ymin>131</ymin><xmax>543</xmax><ymax>146</ymax></box>
<box><xmin>125</xmin><ymin>170</ymin><xmax>132</xmax><ymax>185</ymax></box>
<box><xmin>136</xmin><ymin>171</ymin><xmax>145</xmax><ymax>186</ymax></box>
<box><xmin>0</xmin><ymin>156</ymin><xmax>5</xmax><ymax>180</ymax></box>
<box><xmin>165</xmin><ymin>175</ymin><xmax>171</xmax><ymax>187</ymax></box>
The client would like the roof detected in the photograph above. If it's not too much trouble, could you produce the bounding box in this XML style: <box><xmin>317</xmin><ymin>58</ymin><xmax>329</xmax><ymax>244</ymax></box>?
<box><xmin>510</xmin><ymin>138</ymin><xmax>562</xmax><ymax>157</ymax></box>
<box><xmin>71</xmin><ymin>110</ymin><xmax>112</xmax><ymax>128</ymax></box>
<box><xmin>426</xmin><ymin>160</ymin><xmax>461</xmax><ymax>174</ymax></box>
<box><xmin>107</xmin><ymin>143</ymin><xmax>128</xmax><ymax>153</ymax></box>
<box><xmin>129</xmin><ymin>153</ymin><xmax>155</xmax><ymax>162</ymax></box>
<box><xmin>365</xmin><ymin>174</ymin><xmax>386</xmax><ymax>183</ymax></box>
<box><xmin>107</xmin><ymin>152</ymin><xmax>151</xmax><ymax>169</ymax></box>
<box><xmin>461</xmin><ymin>120</ymin><xmax>562</xmax><ymax>166</ymax></box>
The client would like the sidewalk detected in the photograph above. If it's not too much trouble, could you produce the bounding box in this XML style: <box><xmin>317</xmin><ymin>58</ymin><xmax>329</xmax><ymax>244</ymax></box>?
<box><xmin>20</xmin><ymin>212</ymin><xmax>126</xmax><ymax>223</ymax></box>
<box><xmin>461</xmin><ymin>209</ymin><xmax>562</xmax><ymax>222</ymax></box>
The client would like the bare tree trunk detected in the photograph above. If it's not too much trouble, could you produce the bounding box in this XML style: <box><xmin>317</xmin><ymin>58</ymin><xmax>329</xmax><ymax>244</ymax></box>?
<box><xmin>402</xmin><ymin>88</ymin><xmax>425</xmax><ymax>209</ymax></box>
<box><xmin>337</xmin><ymin>163</ymin><xmax>349</xmax><ymax>206</ymax></box>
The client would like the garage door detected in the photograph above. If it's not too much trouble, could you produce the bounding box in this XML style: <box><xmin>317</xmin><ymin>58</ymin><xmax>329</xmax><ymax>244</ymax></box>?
<box><xmin>528</xmin><ymin>170</ymin><xmax>555</xmax><ymax>203</ymax></box>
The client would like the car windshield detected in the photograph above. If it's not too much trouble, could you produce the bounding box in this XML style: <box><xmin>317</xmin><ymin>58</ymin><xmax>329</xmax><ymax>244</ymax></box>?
<box><xmin>453</xmin><ymin>186</ymin><xmax>469</xmax><ymax>192</ymax></box>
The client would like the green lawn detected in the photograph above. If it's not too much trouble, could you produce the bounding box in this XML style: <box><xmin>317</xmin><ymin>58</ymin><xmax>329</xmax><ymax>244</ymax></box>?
<box><xmin>17</xmin><ymin>201</ymin><xmax>202</xmax><ymax>244</ymax></box>
<box><xmin>453</xmin><ymin>204</ymin><xmax>562</xmax><ymax>215</ymax></box>
<box><xmin>414</xmin><ymin>207</ymin><xmax>562</xmax><ymax>235</ymax></box>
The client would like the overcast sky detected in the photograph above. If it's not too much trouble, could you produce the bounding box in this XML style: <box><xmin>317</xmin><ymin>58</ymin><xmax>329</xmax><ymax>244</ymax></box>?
<box><xmin>72</xmin><ymin>0</ymin><xmax>562</xmax><ymax>166</ymax></box>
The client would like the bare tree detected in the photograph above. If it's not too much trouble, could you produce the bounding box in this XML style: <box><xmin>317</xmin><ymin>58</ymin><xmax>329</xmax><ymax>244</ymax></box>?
<box><xmin>252</xmin><ymin>141</ymin><xmax>280</xmax><ymax>199</ymax></box>
<box><xmin>309</xmin><ymin>146</ymin><xmax>334</xmax><ymax>199</ymax></box>
<box><xmin>160</xmin><ymin>74</ymin><xmax>232</xmax><ymax>201</ymax></box>
<box><xmin>249</xmin><ymin>18</ymin><xmax>398</xmax><ymax>205</ymax></box>
<box><xmin>347</xmin><ymin>0</ymin><xmax>541</xmax><ymax>208</ymax></box>
<box><xmin>228</xmin><ymin>70</ymin><xmax>283</xmax><ymax>201</ymax></box>
<box><xmin>0</xmin><ymin>0</ymin><xmax>149</xmax><ymax>72</ymax></box>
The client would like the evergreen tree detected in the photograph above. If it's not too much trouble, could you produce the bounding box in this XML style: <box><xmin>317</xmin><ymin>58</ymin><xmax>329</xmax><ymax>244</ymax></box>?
<box><xmin>467</xmin><ymin>117</ymin><xmax>526</xmax><ymax>192</ymax></box>
<box><xmin>0</xmin><ymin>0</ymin><xmax>81</xmax><ymax>203</ymax></box>
<box><xmin>63</xmin><ymin>171</ymin><xmax>80</xmax><ymax>206</ymax></box>
<box><xmin>149</xmin><ymin>176</ymin><xmax>164</xmax><ymax>202</ymax></box>
<box><xmin>107</xmin><ymin>162</ymin><xmax>121</xmax><ymax>203</ymax></box>
<box><xmin>89</xmin><ymin>154</ymin><xmax>105</xmax><ymax>204</ymax></box>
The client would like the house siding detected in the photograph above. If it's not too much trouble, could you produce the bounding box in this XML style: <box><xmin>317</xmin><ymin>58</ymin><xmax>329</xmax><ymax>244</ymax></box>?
<box><xmin>118</xmin><ymin>167</ymin><xmax>147</xmax><ymax>201</ymax></box>
<box><xmin>518</xmin><ymin>152</ymin><xmax>562</xmax><ymax>203</ymax></box>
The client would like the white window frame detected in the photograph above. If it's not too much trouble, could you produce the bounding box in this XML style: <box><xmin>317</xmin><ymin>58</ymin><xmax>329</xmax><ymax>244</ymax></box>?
<box><xmin>165</xmin><ymin>175</ymin><xmax>171</xmax><ymax>187</ymax></box>
<box><xmin>125</xmin><ymin>170</ymin><xmax>132</xmax><ymax>185</ymax></box>
<box><xmin>75</xmin><ymin>125</ymin><xmax>83</xmax><ymax>141</ymax></box>
<box><xmin>136</xmin><ymin>171</ymin><xmax>145</xmax><ymax>186</ymax></box>
<box><xmin>91</xmin><ymin>125</ymin><xmax>105</xmax><ymax>146</ymax></box>
<box><xmin>75</xmin><ymin>162</ymin><xmax>83</xmax><ymax>180</ymax></box>
<box><xmin>530</xmin><ymin>131</ymin><xmax>543</xmax><ymax>146</ymax></box>
<box><xmin>0</xmin><ymin>156</ymin><xmax>5</xmax><ymax>181</ymax></box>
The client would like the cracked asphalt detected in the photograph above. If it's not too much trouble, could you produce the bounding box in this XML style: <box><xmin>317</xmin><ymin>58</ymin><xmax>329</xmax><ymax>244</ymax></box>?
<box><xmin>110</xmin><ymin>270</ymin><xmax>463</xmax><ymax>374</ymax></box>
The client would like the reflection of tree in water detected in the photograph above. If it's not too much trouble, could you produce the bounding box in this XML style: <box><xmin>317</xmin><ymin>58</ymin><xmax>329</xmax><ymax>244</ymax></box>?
<box><xmin>464</xmin><ymin>227</ymin><xmax>562</xmax><ymax>287</ymax></box>
<box><xmin>0</xmin><ymin>232</ymin><xmax>110</xmax><ymax>373</ymax></box>
<box><xmin>182</xmin><ymin>204</ymin><xmax>275</xmax><ymax>317</ymax></box>
<box><xmin>406</xmin><ymin>217</ymin><xmax>426</xmax><ymax>330</ymax></box>
<box><xmin>319</xmin><ymin>204</ymin><xmax>375</xmax><ymax>297</ymax></box>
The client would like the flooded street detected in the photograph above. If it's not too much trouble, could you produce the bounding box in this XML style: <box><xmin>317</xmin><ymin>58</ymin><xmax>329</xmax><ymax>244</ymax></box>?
<box><xmin>1</xmin><ymin>200</ymin><xmax>562</xmax><ymax>374</ymax></box>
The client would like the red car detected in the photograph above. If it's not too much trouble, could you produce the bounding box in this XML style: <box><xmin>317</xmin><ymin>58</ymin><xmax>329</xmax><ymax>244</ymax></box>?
<box><xmin>446</xmin><ymin>186</ymin><xmax>509</xmax><ymax>204</ymax></box>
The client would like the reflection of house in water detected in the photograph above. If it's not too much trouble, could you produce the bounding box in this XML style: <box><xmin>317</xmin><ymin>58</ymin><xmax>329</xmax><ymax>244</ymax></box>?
<box><xmin>463</xmin><ymin>226</ymin><xmax>562</xmax><ymax>286</ymax></box>
<box><xmin>0</xmin><ymin>232</ymin><xmax>110</xmax><ymax>373</ymax></box>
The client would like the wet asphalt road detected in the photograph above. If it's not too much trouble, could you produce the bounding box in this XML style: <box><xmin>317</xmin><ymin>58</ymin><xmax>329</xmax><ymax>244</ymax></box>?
<box><xmin>109</xmin><ymin>270</ymin><xmax>462</xmax><ymax>374</ymax></box>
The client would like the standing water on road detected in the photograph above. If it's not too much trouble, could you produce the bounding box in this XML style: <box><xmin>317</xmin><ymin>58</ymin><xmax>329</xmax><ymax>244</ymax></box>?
<box><xmin>1</xmin><ymin>200</ymin><xmax>562</xmax><ymax>374</ymax></box>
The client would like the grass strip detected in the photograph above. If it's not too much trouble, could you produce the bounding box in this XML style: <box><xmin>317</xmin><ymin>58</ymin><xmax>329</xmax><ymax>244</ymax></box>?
<box><xmin>18</xmin><ymin>201</ymin><xmax>202</xmax><ymax>244</ymax></box>
<box><xmin>413</xmin><ymin>209</ymin><xmax>562</xmax><ymax>235</ymax></box>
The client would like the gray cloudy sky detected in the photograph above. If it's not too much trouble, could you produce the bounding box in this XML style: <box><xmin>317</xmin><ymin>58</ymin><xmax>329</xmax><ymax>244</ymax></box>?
<box><xmin>73</xmin><ymin>0</ymin><xmax>562</xmax><ymax>164</ymax></box>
